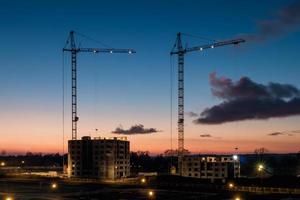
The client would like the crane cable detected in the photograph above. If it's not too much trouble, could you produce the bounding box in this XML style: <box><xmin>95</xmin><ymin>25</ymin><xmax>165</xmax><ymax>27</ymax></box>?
<box><xmin>62</xmin><ymin>51</ymin><xmax>65</xmax><ymax>171</ymax></box>
<box><xmin>93</xmin><ymin>56</ymin><xmax>99</xmax><ymax>135</ymax></box>
<box><xmin>181</xmin><ymin>32</ymin><xmax>218</xmax><ymax>43</ymax></box>
<box><xmin>75</xmin><ymin>31</ymin><xmax>113</xmax><ymax>49</ymax></box>
<box><xmin>169</xmin><ymin>54</ymin><xmax>174</xmax><ymax>169</ymax></box>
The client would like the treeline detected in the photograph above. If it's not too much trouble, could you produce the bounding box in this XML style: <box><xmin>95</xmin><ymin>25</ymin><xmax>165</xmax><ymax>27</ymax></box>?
<box><xmin>130</xmin><ymin>151</ymin><xmax>177</xmax><ymax>175</ymax></box>
<box><xmin>0</xmin><ymin>151</ymin><xmax>299</xmax><ymax>177</ymax></box>
<box><xmin>240</xmin><ymin>153</ymin><xmax>300</xmax><ymax>177</ymax></box>
<box><xmin>0</xmin><ymin>152</ymin><xmax>65</xmax><ymax>167</ymax></box>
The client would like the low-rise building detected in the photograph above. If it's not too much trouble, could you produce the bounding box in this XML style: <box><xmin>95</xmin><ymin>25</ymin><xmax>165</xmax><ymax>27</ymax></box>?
<box><xmin>182</xmin><ymin>155</ymin><xmax>240</xmax><ymax>180</ymax></box>
<box><xmin>68</xmin><ymin>136</ymin><xmax>130</xmax><ymax>180</ymax></box>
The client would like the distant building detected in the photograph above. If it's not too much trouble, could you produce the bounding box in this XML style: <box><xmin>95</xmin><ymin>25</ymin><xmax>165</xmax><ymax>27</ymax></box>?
<box><xmin>181</xmin><ymin>155</ymin><xmax>240</xmax><ymax>180</ymax></box>
<box><xmin>68</xmin><ymin>136</ymin><xmax>130</xmax><ymax>180</ymax></box>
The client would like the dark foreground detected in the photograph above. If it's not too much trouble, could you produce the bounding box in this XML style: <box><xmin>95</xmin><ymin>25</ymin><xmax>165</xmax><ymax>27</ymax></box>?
<box><xmin>0</xmin><ymin>177</ymin><xmax>299</xmax><ymax>200</ymax></box>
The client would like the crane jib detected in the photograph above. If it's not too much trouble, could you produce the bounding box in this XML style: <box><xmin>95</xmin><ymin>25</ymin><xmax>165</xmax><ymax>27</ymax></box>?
<box><xmin>63</xmin><ymin>31</ymin><xmax>136</xmax><ymax>140</ymax></box>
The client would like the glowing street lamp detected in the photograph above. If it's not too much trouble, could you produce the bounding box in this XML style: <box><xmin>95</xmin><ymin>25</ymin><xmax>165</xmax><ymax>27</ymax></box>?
<box><xmin>51</xmin><ymin>183</ymin><xmax>57</xmax><ymax>189</ymax></box>
<box><xmin>257</xmin><ymin>164</ymin><xmax>264</xmax><ymax>172</ymax></box>
<box><xmin>1</xmin><ymin>161</ymin><xmax>6</xmax><ymax>166</ymax></box>
<box><xmin>235</xmin><ymin>197</ymin><xmax>241</xmax><ymax>200</ymax></box>
<box><xmin>257</xmin><ymin>163</ymin><xmax>265</xmax><ymax>185</ymax></box>
<box><xmin>5</xmin><ymin>197</ymin><xmax>13</xmax><ymax>200</ymax></box>
<box><xmin>141</xmin><ymin>178</ymin><xmax>146</xmax><ymax>184</ymax></box>
<box><xmin>148</xmin><ymin>190</ymin><xmax>154</xmax><ymax>198</ymax></box>
<box><xmin>228</xmin><ymin>182</ymin><xmax>234</xmax><ymax>188</ymax></box>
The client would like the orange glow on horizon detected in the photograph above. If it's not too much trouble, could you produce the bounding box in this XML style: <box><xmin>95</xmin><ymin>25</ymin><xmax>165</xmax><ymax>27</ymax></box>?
<box><xmin>1</xmin><ymin>112</ymin><xmax>299</xmax><ymax>155</ymax></box>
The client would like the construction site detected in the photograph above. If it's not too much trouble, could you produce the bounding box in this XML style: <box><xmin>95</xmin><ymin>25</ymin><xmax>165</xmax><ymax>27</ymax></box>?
<box><xmin>1</xmin><ymin>30</ymin><xmax>299</xmax><ymax>200</ymax></box>
<box><xmin>61</xmin><ymin>30</ymin><xmax>245</xmax><ymax>181</ymax></box>
<box><xmin>1</xmin><ymin>1</ymin><xmax>300</xmax><ymax>199</ymax></box>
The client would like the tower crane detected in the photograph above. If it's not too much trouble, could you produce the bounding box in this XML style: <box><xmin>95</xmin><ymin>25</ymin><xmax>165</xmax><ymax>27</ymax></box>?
<box><xmin>170</xmin><ymin>32</ymin><xmax>245</xmax><ymax>175</ymax></box>
<box><xmin>63</xmin><ymin>31</ymin><xmax>136</xmax><ymax>140</ymax></box>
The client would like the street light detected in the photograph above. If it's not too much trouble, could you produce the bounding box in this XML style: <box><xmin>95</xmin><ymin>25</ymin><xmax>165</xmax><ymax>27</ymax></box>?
<box><xmin>148</xmin><ymin>190</ymin><xmax>154</xmax><ymax>198</ymax></box>
<box><xmin>51</xmin><ymin>183</ymin><xmax>57</xmax><ymax>189</ymax></box>
<box><xmin>235</xmin><ymin>197</ymin><xmax>241</xmax><ymax>200</ymax></box>
<box><xmin>141</xmin><ymin>178</ymin><xmax>146</xmax><ymax>184</ymax></box>
<box><xmin>5</xmin><ymin>197</ymin><xmax>13</xmax><ymax>200</ymax></box>
<box><xmin>257</xmin><ymin>164</ymin><xmax>264</xmax><ymax>172</ymax></box>
<box><xmin>228</xmin><ymin>182</ymin><xmax>234</xmax><ymax>188</ymax></box>
<box><xmin>1</xmin><ymin>161</ymin><xmax>6</xmax><ymax>166</ymax></box>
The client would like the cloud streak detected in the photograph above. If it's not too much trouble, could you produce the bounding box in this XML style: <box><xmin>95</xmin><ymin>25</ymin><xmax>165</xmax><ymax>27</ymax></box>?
<box><xmin>187</xmin><ymin>111</ymin><xmax>198</xmax><ymax>118</ymax></box>
<box><xmin>112</xmin><ymin>124</ymin><xmax>160</xmax><ymax>135</ymax></box>
<box><xmin>268</xmin><ymin>129</ymin><xmax>300</xmax><ymax>136</ymax></box>
<box><xmin>194</xmin><ymin>73</ymin><xmax>300</xmax><ymax>124</ymax></box>
<box><xmin>200</xmin><ymin>134</ymin><xmax>212</xmax><ymax>138</ymax></box>
<box><xmin>243</xmin><ymin>1</ymin><xmax>300</xmax><ymax>42</ymax></box>
<box><xmin>268</xmin><ymin>132</ymin><xmax>286</xmax><ymax>136</ymax></box>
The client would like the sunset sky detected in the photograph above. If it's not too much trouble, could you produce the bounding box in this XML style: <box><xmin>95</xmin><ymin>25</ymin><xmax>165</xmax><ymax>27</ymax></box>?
<box><xmin>0</xmin><ymin>0</ymin><xmax>299</xmax><ymax>155</ymax></box>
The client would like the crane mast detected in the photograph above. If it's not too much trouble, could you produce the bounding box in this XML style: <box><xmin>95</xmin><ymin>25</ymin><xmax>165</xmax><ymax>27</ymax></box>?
<box><xmin>63</xmin><ymin>31</ymin><xmax>136</xmax><ymax>140</ymax></box>
<box><xmin>170</xmin><ymin>32</ymin><xmax>245</xmax><ymax>175</ymax></box>
<box><xmin>176</xmin><ymin>33</ymin><xmax>185</xmax><ymax>173</ymax></box>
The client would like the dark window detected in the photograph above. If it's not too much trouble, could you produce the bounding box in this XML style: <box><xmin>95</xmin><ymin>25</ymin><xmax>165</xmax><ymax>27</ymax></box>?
<box><xmin>207</xmin><ymin>163</ymin><xmax>213</xmax><ymax>170</ymax></box>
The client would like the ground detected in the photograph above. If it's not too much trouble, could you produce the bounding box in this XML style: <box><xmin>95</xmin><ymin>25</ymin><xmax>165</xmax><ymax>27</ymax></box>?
<box><xmin>0</xmin><ymin>177</ymin><xmax>299</xmax><ymax>200</ymax></box>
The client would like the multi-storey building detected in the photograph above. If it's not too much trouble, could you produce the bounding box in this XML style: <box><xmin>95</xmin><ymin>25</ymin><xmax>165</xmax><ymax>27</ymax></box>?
<box><xmin>68</xmin><ymin>136</ymin><xmax>130</xmax><ymax>180</ymax></box>
<box><xmin>182</xmin><ymin>155</ymin><xmax>240</xmax><ymax>180</ymax></box>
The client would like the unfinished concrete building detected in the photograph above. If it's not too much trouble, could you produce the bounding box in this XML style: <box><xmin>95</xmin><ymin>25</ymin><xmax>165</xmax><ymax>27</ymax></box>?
<box><xmin>68</xmin><ymin>136</ymin><xmax>130</xmax><ymax>180</ymax></box>
<box><xmin>181</xmin><ymin>155</ymin><xmax>240</xmax><ymax>180</ymax></box>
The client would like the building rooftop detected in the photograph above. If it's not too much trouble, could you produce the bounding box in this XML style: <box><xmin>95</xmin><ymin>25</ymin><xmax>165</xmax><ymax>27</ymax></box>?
<box><xmin>72</xmin><ymin>136</ymin><xmax>128</xmax><ymax>141</ymax></box>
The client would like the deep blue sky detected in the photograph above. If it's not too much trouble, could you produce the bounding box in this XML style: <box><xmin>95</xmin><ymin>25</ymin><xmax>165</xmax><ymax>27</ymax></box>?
<box><xmin>0</xmin><ymin>0</ymin><xmax>299</xmax><ymax>153</ymax></box>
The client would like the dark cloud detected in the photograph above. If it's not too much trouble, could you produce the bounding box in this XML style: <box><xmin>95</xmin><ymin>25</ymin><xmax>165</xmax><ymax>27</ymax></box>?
<box><xmin>243</xmin><ymin>1</ymin><xmax>300</xmax><ymax>42</ymax></box>
<box><xmin>187</xmin><ymin>111</ymin><xmax>198</xmax><ymax>118</ymax></box>
<box><xmin>194</xmin><ymin>73</ymin><xmax>300</xmax><ymax>124</ymax></box>
<box><xmin>268</xmin><ymin>132</ymin><xmax>285</xmax><ymax>136</ymax></box>
<box><xmin>209</xmin><ymin>72</ymin><xmax>299</xmax><ymax>100</ymax></box>
<box><xmin>200</xmin><ymin>134</ymin><xmax>212</xmax><ymax>137</ymax></box>
<box><xmin>112</xmin><ymin>124</ymin><xmax>160</xmax><ymax>135</ymax></box>
<box><xmin>268</xmin><ymin>129</ymin><xmax>300</xmax><ymax>136</ymax></box>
